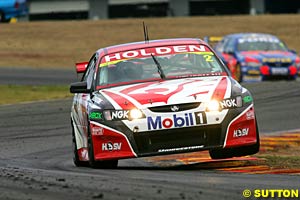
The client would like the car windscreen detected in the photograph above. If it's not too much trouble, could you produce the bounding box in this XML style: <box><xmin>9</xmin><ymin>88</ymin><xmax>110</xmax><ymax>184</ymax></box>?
<box><xmin>97</xmin><ymin>45</ymin><xmax>226</xmax><ymax>88</ymax></box>
<box><xmin>237</xmin><ymin>37</ymin><xmax>288</xmax><ymax>51</ymax></box>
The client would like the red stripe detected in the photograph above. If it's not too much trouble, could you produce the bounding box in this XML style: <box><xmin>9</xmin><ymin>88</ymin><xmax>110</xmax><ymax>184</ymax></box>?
<box><xmin>120</xmin><ymin>80</ymin><xmax>203</xmax><ymax>105</ymax></box>
<box><xmin>211</xmin><ymin>77</ymin><xmax>227</xmax><ymax>100</ymax></box>
<box><xmin>102</xmin><ymin>90</ymin><xmax>136</xmax><ymax>110</ymax></box>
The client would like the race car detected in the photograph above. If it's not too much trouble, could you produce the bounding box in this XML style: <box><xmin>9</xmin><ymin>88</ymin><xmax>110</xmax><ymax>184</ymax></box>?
<box><xmin>0</xmin><ymin>0</ymin><xmax>28</xmax><ymax>22</ymax></box>
<box><xmin>205</xmin><ymin>33</ymin><xmax>300</xmax><ymax>82</ymax></box>
<box><xmin>70</xmin><ymin>38</ymin><xmax>259</xmax><ymax>168</ymax></box>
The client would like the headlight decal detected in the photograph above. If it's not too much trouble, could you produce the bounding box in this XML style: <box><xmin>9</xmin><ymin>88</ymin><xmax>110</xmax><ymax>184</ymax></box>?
<box><xmin>219</xmin><ymin>96</ymin><xmax>242</xmax><ymax>109</ymax></box>
<box><xmin>103</xmin><ymin>109</ymin><xmax>145</xmax><ymax>121</ymax></box>
<box><xmin>206</xmin><ymin>96</ymin><xmax>242</xmax><ymax>112</ymax></box>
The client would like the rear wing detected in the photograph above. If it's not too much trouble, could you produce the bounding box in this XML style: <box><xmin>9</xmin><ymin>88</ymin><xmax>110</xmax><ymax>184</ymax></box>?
<box><xmin>75</xmin><ymin>61</ymin><xmax>88</xmax><ymax>73</ymax></box>
<box><xmin>203</xmin><ymin>36</ymin><xmax>223</xmax><ymax>48</ymax></box>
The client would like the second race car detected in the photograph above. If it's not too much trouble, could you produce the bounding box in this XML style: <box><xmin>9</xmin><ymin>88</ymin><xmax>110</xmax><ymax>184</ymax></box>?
<box><xmin>205</xmin><ymin>33</ymin><xmax>300</xmax><ymax>82</ymax></box>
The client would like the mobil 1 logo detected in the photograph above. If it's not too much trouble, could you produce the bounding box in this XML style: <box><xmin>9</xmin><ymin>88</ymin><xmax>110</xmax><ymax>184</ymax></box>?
<box><xmin>147</xmin><ymin>111</ymin><xmax>207</xmax><ymax>130</ymax></box>
<box><xmin>194</xmin><ymin>111</ymin><xmax>207</xmax><ymax>125</ymax></box>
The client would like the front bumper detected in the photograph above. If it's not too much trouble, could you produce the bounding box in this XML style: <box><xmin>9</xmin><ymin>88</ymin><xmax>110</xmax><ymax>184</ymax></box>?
<box><xmin>89</xmin><ymin>104</ymin><xmax>258</xmax><ymax>161</ymax></box>
<box><xmin>242</xmin><ymin>65</ymin><xmax>297</xmax><ymax>81</ymax></box>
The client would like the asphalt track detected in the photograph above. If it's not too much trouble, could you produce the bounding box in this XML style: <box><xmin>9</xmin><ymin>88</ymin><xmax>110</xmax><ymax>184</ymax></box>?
<box><xmin>0</xmin><ymin>68</ymin><xmax>300</xmax><ymax>200</ymax></box>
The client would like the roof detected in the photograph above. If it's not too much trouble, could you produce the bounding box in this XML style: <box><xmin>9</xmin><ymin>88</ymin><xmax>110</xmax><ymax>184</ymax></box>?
<box><xmin>97</xmin><ymin>38</ymin><xmax>205</xmax><ymax>56</ymax></box>
<box><xmin>225</xmin><ymin>33</ymin><xmax>279</xmax><ymax>39</ymax></box>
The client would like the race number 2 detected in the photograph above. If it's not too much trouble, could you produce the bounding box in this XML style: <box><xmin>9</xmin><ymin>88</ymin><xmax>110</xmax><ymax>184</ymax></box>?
<box><xmin>194</xmin><ymin>112</ymin><xmax>207</xmax><ymax>124</ymax></box>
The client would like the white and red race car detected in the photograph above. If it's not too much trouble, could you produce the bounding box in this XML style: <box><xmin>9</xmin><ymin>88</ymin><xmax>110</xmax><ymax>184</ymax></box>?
<box><xmin>70</xmin><ymin>38</ymin><xmax>259</xmax><ymax>168</ymax></box>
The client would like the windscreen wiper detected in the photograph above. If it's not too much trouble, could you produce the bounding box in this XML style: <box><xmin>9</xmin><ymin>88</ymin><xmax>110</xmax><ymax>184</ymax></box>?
<box><xmin>151</xmin><ymin>54</ymin><xmax>166</xmax><ymax>79</ymax></box>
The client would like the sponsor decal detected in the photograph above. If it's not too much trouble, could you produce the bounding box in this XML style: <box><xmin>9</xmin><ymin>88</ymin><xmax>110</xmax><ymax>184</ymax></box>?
<box><xmin>238</xmin><ymin>37</ymin><xmax>279</xmax><ymax>43</ymax></box>
<box><xmin>262</xmin><ymin>58</ymin><xmax>292</xmax><ymax>63</ymax></box>
<box><xmin>147</xmin><ymin>112</ymin><xmax>207</xmax><ymax>130</ymax></box>
<box><xmin>89</xmin><ymin>112</ymin><xmax>103</xmax><ymax>120</ymax></box>
<box><xmin>103</xmin><ymin>45</ymin><xmax>208</xmax><ymax>63</ymax></box>
<box><xmin>233</xmin><ymin>128</ymin><xmax>249</xmax><ymax>137</ymax></box>
<box><xmin>158</xmin><ymin>145</ymin><xmax>204</xmax><ymax>153</ymax></box>
<box><xmin>243</xmin><ymin>96</ymin><xmax>253</xmax><ymax>103</ymax></box>
<box><xmin>102</xmin><ymin>142</ymin><xmax>122</xmax><ymax>151</ymax></box>
<box><xmin>91</xmin><ymin>127</ymin><xmax>104</xmax><ymax>135</ymax></box>
<box><xmin>220</xmin><ymin>96</ymin><xmax>242</xmax><ymax>109</ymax></box>
<box><xmin>246</xmin><ymin>109</ymin><xmax>255</xmax><ymax>120</ymax></box>
<box><xmin>247</xmin><ymin>70</ymin><xmax>260</xmax><ymax>75</ymax></box>
<box><xmin>111</xmin><ymin>110</ymin><xmax>129</xmax><ymax>120</ymax></box>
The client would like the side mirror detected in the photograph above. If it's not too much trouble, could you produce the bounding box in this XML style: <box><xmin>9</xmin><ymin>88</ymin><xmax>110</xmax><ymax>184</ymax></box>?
<box><xmin>225</xmin><ymin>50</ymin><xmax>234</xmax><ymax>55</ymax></box>
<box><xmin>70</xmin><ymin>82</ymin><xmax>90</xmax><ymax>93</ymax></box>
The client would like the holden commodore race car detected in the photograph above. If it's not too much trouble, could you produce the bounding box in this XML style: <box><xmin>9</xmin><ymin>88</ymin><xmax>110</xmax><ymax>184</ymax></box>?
<box><xmin>70</xmin><ymin>38</ymin><xmax>259</xmax><ymax>168</ymax></box>
<box><xmin>205</xmin><ymin>33</ymin><xmax>300</xmax><ymax>82</ymax></box>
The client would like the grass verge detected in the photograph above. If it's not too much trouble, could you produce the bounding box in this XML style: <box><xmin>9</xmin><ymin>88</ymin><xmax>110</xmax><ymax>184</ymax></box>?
<box><xmin>0</xmin><ymin>14</ymin><xmax>299</xmax><ymax>68</ymax></box>
<box><xmin>257</xmin><ymin>155</ymin><xmax>300</xmax><ymax>169</ymax></box>
<box><xmin>0</xmin><ymin>85</ymin><xmax>72</xmax><ymax>105</ymax></box>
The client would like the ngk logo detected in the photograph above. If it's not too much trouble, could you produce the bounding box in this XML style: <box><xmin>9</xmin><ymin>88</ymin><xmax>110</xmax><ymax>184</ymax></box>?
<box><xmin>102</xmin><ymin>142</ymin><xmax>122</xmax><ymax>151</ymax></box>
<box><xmin>233</xmin><ymin>128</ymin><xmax>249</xmax><ymax>137</ymax></box>
<box><xmin>220</xmin><ymin>97</ymin><xmax>242</xmax><ymax>109</ymax></box>
<box><xmin>220</xmin><ymin>99</ymin><xmax>237</xmax><ymax>109</ymax></box>
<box><xmin>111</xmin><ymin>110</ymin><xmax>129</xmax><ymax>120</ymax></box>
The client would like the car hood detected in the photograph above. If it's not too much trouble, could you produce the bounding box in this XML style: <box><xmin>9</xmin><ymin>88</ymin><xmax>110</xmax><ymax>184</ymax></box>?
<box><xmin>238</xmin><ymin>51</ymin><xmax>296</xmax><ymax>62</ymax></box>
<box><xmin>98</xmin><ymin>76</ymin><xmax>233</xmax><ymax>110</ymax></box>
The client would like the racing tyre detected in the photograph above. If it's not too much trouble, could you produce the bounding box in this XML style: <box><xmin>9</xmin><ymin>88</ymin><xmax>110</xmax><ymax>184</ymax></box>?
<box><xmin>234</xmin><ymin>64</ymin><xmax>243</xmax><ymax>83</ymax></box>
<box><xmin>0</xmin><ymin>12</ymin><xmax>5</xmax><ymax>23</ymax></box>
<box><xmin>209</xmin><ymin>119</ymin><xmax>260</xmax><ymax>159</ymax></box>
<box><xmin>87</xmin><ymin>122</ymin><xmax>118</xmax><ymax>169</ymax></box>
<box><xmin>287</xmin><ymin>75</ymin><xmax>296</xmax><ymax>81</ymax></box>
<box><xmin>71</xmin><ymin>121</ymin><xmax>89</xmax><ymax>167</ymax></box>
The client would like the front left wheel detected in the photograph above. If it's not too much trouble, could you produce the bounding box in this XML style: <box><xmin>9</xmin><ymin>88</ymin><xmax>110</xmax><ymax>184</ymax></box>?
<box><xmin>0</xmin><ymin>12</ymin><xmax>5</xmax><ymax>22</ymax></box>
<box><xmin>71</xmin><ymin>121</ymin><xmax>89</xmax><ymax>167</ymax></box>
<box><xmin>87</xmin><ymin>122</ymin><xmax>118</xmax><ymax>169</ymax></box>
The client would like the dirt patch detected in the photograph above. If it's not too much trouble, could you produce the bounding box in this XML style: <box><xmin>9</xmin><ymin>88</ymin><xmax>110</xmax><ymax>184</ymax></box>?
<box><xmin>0</xmin><ymin>14</ymin><xmax>299</xmax><ymax>68</ymax></box>
<box><xmin>145</xmin><ymin>132</ymin><xmax>300</xmax><ymax>174</ymax></box>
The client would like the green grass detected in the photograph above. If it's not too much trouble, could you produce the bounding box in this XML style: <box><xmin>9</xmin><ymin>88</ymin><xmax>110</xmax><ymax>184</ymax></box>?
<box><xmin>1</xmin><ymin>14</ymin><xmax>300</xmax><ymax>68</ymax></box>
<box><xmin>0</xmin><ymin>85</ymin><xmax>72</xmax><ymax>105</ymax></box>
<box><xmin>257</xmin><ymin>155</ymin><xmax>300</xmax><ymax>169</ymax></box>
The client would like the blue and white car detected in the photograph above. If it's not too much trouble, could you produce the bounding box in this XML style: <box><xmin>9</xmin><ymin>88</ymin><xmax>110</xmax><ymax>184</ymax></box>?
<box><xmin>0</xmin><ymin>0</ymin><xmax>28</xmax><ymax>22</ymax></box>
<box><xmin>207</xmin><ymin>33</ymin><xmax>300</xmax><ymax>82</ymax></box>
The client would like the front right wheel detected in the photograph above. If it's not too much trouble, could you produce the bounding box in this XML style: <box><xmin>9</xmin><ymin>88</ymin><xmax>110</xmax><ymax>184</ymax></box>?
<box><xmin>233</xmin><ymin>63</ymin><xmax>243</xmax><ymax>82</ymax></box>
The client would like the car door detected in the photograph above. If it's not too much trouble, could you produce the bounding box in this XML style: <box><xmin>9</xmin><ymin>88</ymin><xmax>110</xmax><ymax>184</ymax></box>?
<box><xmin>221</xmin><ymin>38</ymin><xmax>238</xmax><ymax>72</ymax></box>
<box><xmin>73</xmin><ymin>54</ymin><xmax>98</xmax><ymax>138</ymax></box>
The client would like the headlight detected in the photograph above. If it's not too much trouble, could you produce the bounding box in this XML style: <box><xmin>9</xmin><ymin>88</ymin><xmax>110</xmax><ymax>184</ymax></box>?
<box><xmin>206</xmin><ymin>100</ymin><xmax>221</xmax><ymax>112</ymax></box>
<box><xmin>103</xmin><ymin>109</ymin><xmax>144</xmax><ymax>121</ymax></box>
<box><xmin>129</xmin><ymin>109</ymin><xmax>143</xmax><ymax>120</ymax></box>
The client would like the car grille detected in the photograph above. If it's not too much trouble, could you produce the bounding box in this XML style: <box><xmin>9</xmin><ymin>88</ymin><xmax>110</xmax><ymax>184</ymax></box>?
<box><xmin>133</xmin><ymin>125</ymin><xmax>222</xmax><ymax>154</ymax></box>
<box><xmin>148</xmin><ymin>102</ymin><xmax>201</xmax><ymax>113</ymax></box>
<box><xmin>266</xmin><ymin>62</ymin><xmax>291</xmax><ymax>68</ymax></box>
